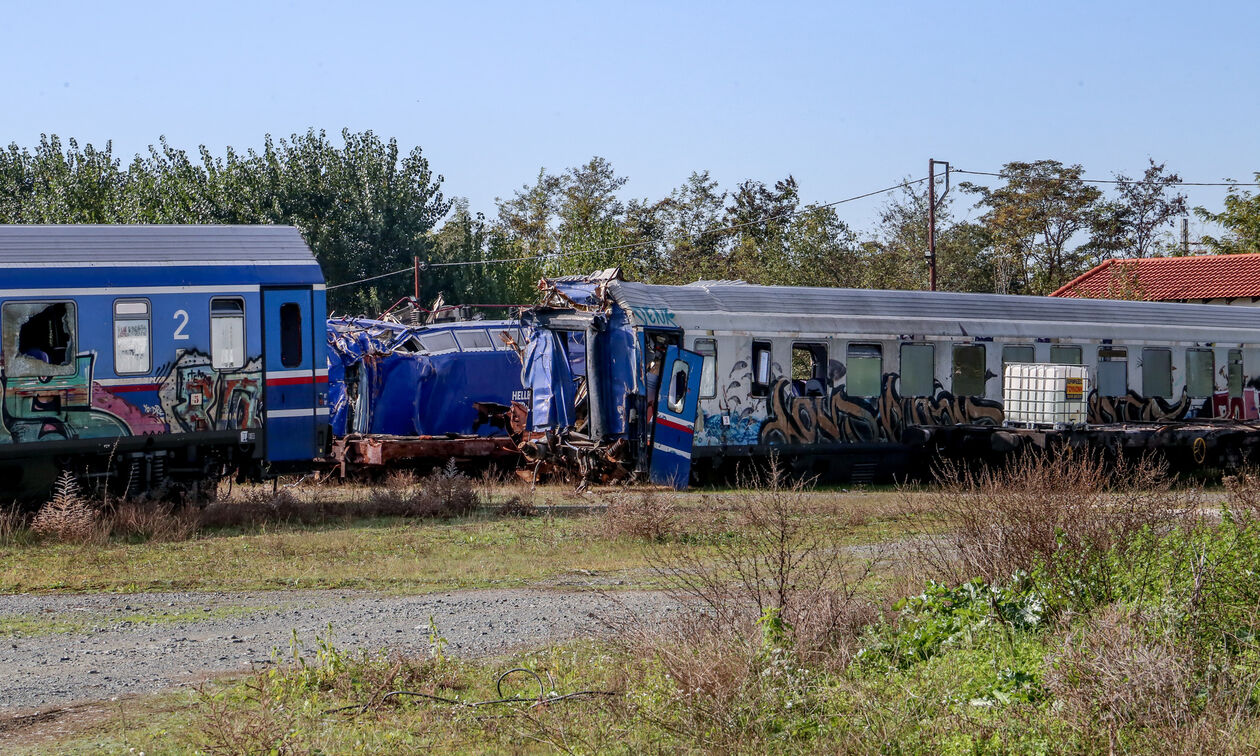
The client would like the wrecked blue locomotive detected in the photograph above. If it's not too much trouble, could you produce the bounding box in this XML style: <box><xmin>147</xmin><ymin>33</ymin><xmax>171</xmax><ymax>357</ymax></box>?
<box><xmin>0</xmin><ymin>225</ymin><xmax>328</xmax><ymax>498</ymax></box>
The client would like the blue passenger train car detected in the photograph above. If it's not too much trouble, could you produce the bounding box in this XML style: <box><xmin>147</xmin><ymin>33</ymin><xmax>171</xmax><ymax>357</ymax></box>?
<box><xmin>0</xmin><ymin>225</ymin><xmax>327</xmax><ymax>498</ymax></box>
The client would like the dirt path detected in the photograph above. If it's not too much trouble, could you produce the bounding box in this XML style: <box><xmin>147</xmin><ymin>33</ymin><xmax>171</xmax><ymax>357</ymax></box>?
<box><xmin>0</xmin><ymin>588</ymin><xmax>673</xmax><ymax>717</ymax></box>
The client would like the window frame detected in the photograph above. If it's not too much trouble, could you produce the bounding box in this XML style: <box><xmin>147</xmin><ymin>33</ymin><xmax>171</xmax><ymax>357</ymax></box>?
<box><xmin>694</xmin><ymin>338</ymin><xmax>717</xmax><ymax>399</ymax></box>
<box><xmin>667</xmin><ymin>358</ymin><xmax>691</xmax><ymax>413</ymax></box>
<box><xmin>899</xmin><ymin>342</ymin><xmax>935</xmax><ymax>397</ymax></box>
<box><xmin>1186</xmin><ymin>348</ymin><xmax>1215</xmax><ymax>399</ymax></box>
<box><xmin>454</xmin><ymin>328</ymin><xmax>495</xmax><ymax>352</ymax></box>
<box><xmin>952</xmin><ymin>343</ymin><xmax>988</xmax><ymax>397</ymax></box>
<box><xmin>846</xmin><ymin>342</ymin><xmax>883</xmax><ymax>398</ymax></box>
<box><xmin>209</xmin><ymin>297</ymin><xmax>247</xmax><ymax>371</ymax></box>
<box><xmin>2</xmin><ymin>299</ymin><xmax>80</xmax><ymax>378</ymax></box>
<box><xmin>278</xmin><ymin>301</ymin><xmax>303</xmax><ymax>369</ymax></box>
<box><xmin>751</xmin><ymin>340</ymin><xmax>772</xmax><ymax>397</ymax></box>
<box><xmin>1142</xmin><ymin>347</ymin><xmax>1173</xmax><ymax>399</ymax></box>
<box><xmin>112</xmin><ymin>298</ymin><xmax>152</xmax><ymax>375</ymax></box>
<box><xmin>1049</xmin><ymin>344</ymin><xmax>1082</xmax><ymax>365</ymax></box>
<box><xmin>1229</xmin><ymin>349</ymin><xmax>1244</xmax><ymax>399</ymax></box>
<box><xmin>1097</xmin><ymin>345</ymin><xmax>1128</xmax><ymax>397</ymax></box>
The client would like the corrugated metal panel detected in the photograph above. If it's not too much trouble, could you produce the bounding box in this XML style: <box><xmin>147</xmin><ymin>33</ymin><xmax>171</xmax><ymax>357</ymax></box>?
<box><xmin>606</xmin><ymin>280</ymin><xmax>1260</xmax><ymax>330</ymax></box>
<box><xmin>0</xmin><ymin>225</ymin><xmax>317</xmax><ymax>265</ymax></box>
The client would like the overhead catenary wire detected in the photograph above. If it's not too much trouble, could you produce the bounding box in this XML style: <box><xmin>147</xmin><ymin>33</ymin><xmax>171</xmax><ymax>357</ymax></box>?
<box><xmin>325</xmin><ymin>175</ymin><xmax>933</xmax><ymax>291</ymax></box>
<box><xmin>952</xmin><ymin>168</ymin><xmax>1260</xmax><ymax>188</ymax></box>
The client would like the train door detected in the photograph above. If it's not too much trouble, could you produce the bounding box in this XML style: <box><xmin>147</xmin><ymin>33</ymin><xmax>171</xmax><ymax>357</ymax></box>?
<box><xmin>649</xmin><ymin>345</ymin><xmax>703</xmax><ymax>488</ymax></box>
<box><xmin>261</xmin><ymin>287</ymin><xmax>318</xmax><ymax>464</ymax></box>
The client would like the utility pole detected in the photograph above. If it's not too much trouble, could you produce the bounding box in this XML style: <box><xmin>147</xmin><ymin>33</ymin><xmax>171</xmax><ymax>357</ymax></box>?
<box><xmin>413</xmin><ymin>256</ymin><xmax>420</xmax><ymax>301</ymax></box>
<box><xmin>1181</xmin><ymin>218</ymin><xmax>1190</xmax><ymax>256</ymax></box>
<box><xmin>927</xmin><ymin>159</ymin><xmax>950</xmax><ymax>291</ymax></box>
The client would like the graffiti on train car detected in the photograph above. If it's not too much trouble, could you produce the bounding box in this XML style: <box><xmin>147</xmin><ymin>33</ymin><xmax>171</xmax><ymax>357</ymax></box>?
<box><xmin>757</xmin><ymin>374</ymin><xmax>1005</xmax><ymax>445</ymax></box>
<box><xmin>1087</xmin><ymin>389</ymin><xmax>1192</xmax><ymax>424</ymax></box>
<box><xmin>1</xmin><ymin>348</ymin><xmax>263</xmax><ymax>444</ymax></box>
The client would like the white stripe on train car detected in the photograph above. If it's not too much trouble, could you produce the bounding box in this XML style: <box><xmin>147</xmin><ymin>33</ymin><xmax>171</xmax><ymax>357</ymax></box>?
<box><xmin>97</xmin><ymin>376</ymin><xmax>163</xmax><ymax>386</ymax></box>
<box><xmin>0</xmin><ymin>285</ymin><xmax>261</xmax><ymax>298</ymax></box>
<box><xmin>652</xmin><ymin>442</ymin><xmax>692</xmax><ymax>460</ymax></box>
<box><xmin>265</xmin><ymin>407</ymin><xmax>331</xmax><ymax>419</ymax></box>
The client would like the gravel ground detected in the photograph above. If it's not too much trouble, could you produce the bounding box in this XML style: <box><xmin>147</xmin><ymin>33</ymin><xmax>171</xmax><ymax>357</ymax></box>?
<box><xmin>0</xmin><ymin>588</ymin><xmax>674</xmax><ymax>716</ymax></box>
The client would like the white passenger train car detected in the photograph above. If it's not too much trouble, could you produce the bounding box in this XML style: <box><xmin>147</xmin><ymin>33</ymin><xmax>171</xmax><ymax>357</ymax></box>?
<box><xmin>526</xmin><ymin>275</ymin><xmax>1260</xmax><ymax>481</ymax></box>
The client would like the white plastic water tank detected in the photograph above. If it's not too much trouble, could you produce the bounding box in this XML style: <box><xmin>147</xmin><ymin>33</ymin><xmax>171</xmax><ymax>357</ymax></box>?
<box><xmin>1003</xmin><ymin>363</ymin><xmax>1090</xmax><ymax>426</ymax></box>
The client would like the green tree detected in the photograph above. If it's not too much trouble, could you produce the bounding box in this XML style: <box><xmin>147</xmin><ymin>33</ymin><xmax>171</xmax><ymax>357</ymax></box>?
<box><xmin>1195</xmin><ymin>172</ymin><xmax>1260</xmax><ymax>255</ymax></box>
<box><xmin>963</xmin><ymin>160</ymin><xmax>1102</xmax><ymax>294</ymax></box>
<box><xmin>1089</xmin><ymin>159</ymin><xmax>1187</xmax><ymax>259</ymax></box>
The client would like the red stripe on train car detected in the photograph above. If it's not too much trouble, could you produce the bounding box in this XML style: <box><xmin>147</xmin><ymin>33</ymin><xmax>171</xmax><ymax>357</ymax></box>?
<box><xmin>108</xmin><ymin>384</ymin><xmax>161</xmax><ymax>393</ymax></box>
<box><xmin>267</xmin><ymin>374</ymin><xmax>329</xmax><ymax>386</ymax></box>
<box><xmin>655</xmin><ymin>415</ymin><xmax>695</xmax><ymax>435</ymax></box>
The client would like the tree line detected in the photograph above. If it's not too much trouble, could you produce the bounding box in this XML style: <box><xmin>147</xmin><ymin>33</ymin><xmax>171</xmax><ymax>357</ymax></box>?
<box><xmin>2</xmin><ymin>130</ymin><xmax>1258</xmax><ymax>313</ymax></box>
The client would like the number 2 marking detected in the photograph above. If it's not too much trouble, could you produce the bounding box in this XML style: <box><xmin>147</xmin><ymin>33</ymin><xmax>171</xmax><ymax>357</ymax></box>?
<box><xmin>173</xmin><ymin>309</ymin><xmax>190</xmax><ymax>340</ymax></box>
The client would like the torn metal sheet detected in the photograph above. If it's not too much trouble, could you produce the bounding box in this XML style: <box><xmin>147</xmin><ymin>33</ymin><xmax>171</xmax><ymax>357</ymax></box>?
<box><xmin>326</xmin><ymin>318</ymin><xmax>526</xmax><ymax>439</ymax></box>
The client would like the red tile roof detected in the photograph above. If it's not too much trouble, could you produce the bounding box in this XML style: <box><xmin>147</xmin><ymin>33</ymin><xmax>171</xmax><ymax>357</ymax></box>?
<box><xmin>1049</xmin><ymin>254</ymin><xmax>1260</xmax><ymax>301</ymax></box>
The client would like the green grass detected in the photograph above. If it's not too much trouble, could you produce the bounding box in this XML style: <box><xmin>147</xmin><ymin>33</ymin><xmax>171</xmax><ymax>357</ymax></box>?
<box><xmin>0</xmin><ymin>487</ymin><xmax>927</xmax><ymax>595</ymax></box>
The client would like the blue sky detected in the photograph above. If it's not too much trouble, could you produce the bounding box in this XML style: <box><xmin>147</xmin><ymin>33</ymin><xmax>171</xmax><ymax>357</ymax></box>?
<box><xmin>4</xmin><ymin>0</ymin><xmax>1257</xmax><ymax>233</ymax></box>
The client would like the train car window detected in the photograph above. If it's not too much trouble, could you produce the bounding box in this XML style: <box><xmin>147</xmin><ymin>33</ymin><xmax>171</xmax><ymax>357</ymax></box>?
<box><xmin>418</xmin><ymin>331</ymin><xmax>458</xmax><ymax>353</ymax></box>
<box><xmin>952</xmin><ymin>344</ymin><xmax>987</xmax><ymax>396</ymax></box>
<box><xmin>1002</xmin><ymin>345</ymin><xmax>1034</xmax><ymax>368</ymax></box>
<box><xmin>1142</xmin><ymin>348</ymin><xmax>1173</xmax><ymax>399</ymax></box>
<box><xmin>667</xmin><ymin>358</ymin><xmax>691</xmax><ymax>413</ymax></box>
<box><xmin>694</xmin><ymin>338</ymin><xmax>717</xmax><ymax>398</ymax></box>
<box><xmin>279</xmin><ymin>303</ymin><xmax>303</xmax><ymax>368</ymax></box>
<box><xmin>1097</xmin><ymin>346</ymin><xmax>1128</xmax><ymax>396</ymax></box>
<box><xmin>1229</xmin><ymin>349</ymin><xmax>1244</xmax><ymax>398</ymax></box>
<box><xmin>2</xmin><ymin>301</ymin><xmax>77</xmax><ymax>377</ymax></box>
<box><xmin>846</xmin><ymin>343</ymin><xmax>882</xmax><ymax>398</ymax></box>
<box><xmin>751</xmin><ymin>341</ymin><xmax>772</xmax><ymax>397</ymax></box>
<box><xmin>113</xmin><ymin>299</ymin><xmax>151</xmax><ymax>374</ymax></box>
<box><xmin>792</xmin><ymin>343</ymin><xmax>827</xmax><ymax>396</ymax></box>
<box><xmin>900</xmin><ymin>343</ymin><xmax>935</xmax><ymax>396</ymax></box>
<box><xmin>1186</xmin><ymin>349</ymin><xmax>1215</xmax><ymax>398</ymax></box>
<box><xmin>1050</xmin><ymin>345</ymin><xmax>1082</xmax><ymax>365</ymax></box>
<box><xmin>559</xmin><ymin>331</ymin><xmax>587</xmax><ymax>377</ymax></box>
<box><xmin>210</xmin><ymin>298</ymin><xmax>246</xmax><ymax>370</ymax></box>
<box><xmin>454</xmin><ymin>329</ymin><xmax>494</xmax><ymax>351</ymax></box>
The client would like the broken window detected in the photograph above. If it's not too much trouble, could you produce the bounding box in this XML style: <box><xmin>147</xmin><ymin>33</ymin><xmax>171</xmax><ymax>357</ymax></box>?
<box><xmin>694</xmin><ymin>338</ymin><xmax>716</xmax><ymax>398</ymax></box>
<box><xmin>1142</xmin><ymin>347</ymin><xmax>1172</xmax><ymax>399</ymax></box>
<box><xmin>2</xmin><ymin>301</ymin><xmax>77</xmax><ymax>377</ymax></box>
<box><xmin>1186</xmin><ymin>349</ymin><xmax>1214</xmax><ymax>398</ymax></box>
<box><xmin>952</xmin><ymin>344</ymin><xmax>987</xmax><ymax>396</ymax></box>
<box><xmin>1098</xmin><ymin>346</ymin><xmax>1128</xmax><ymax>396</ymax></box>
<box><xmin>792</xmin><ymin>342</ymin><xmax>827</xmax><ymax>395</ymax></box>
<box><xmin>900</xmin><ymin>343</ymin><xmax>934</xmax><ymax>396</ymax></box>
<box><xmin>559</xmin><ymin>331</ymin><xmax>587</xmax><ymax>378</ymax></box>
<box><xmin>751</xmin><ymin>340</ymin><xmax>772</xmax><ymax>397</ymax></box>
<box><xmin>114</xmin><ymin>299</ymin><xmax>151</xmax><ymax>374</ymax></box>
<box><xmin>846</xmin><ymin>343</ymin><xmax>882</xmax><ymax>398</ymax></box>
<box><xmin>667</xmin><ymin>358</ymin><xmax>691</xmax><ymax>413</ymax></box>
<box><xmin>210</xmin><ymin>298</ymin><xmax>245</xmax><ymax>370</ymax></box>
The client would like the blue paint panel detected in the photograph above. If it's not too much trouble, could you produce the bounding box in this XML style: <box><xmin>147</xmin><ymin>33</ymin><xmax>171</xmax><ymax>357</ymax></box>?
<box><xmin>262</xmin><ymin>288</ymin><xmax>318</xmax><ymax>463</ymax></box>
<box><xmin>522</xmin><ymin>329</ymin><xmax>576</xmax><ymax>429</ymax></box>
<box><xmin>649</xmin><ymin>346</ymin><xmax>704</xmax><ymax>489</ymax></box>
<box><xmin>325</xmin><ymin>319</ymin><xmax>524</xmax><ymax>437</ymax></box>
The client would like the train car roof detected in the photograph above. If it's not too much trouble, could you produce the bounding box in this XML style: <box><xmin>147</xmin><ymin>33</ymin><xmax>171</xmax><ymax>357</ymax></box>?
<box><xmin>0</xmin><ymin>225</ymin><xmax>317</xmax><ymax>267</ymax></box>
<box><xmin>604</xmin><ymin>279</ymin><xmax>1260</xmax><ymax>337</ymax></box>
